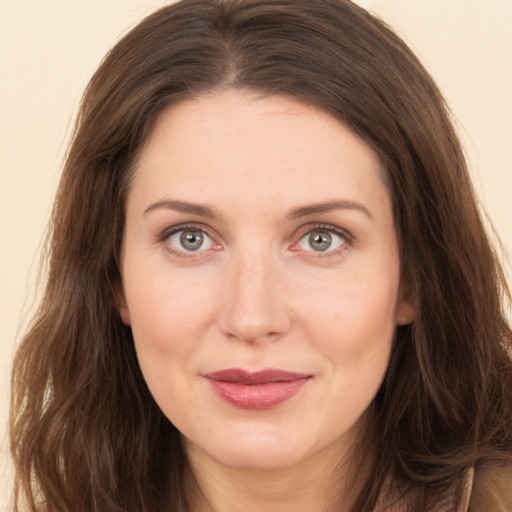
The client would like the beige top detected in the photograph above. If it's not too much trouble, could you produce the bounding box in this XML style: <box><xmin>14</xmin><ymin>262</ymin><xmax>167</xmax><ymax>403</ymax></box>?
<box><xmin>376</xmin><ymin>465</ymin><xmax>512</xmax><ymax>512</ymax></box>
<box><xmin>469</xmin><ymin>464</ymin><xmax>512</xmax><ymax>512</ymax></box>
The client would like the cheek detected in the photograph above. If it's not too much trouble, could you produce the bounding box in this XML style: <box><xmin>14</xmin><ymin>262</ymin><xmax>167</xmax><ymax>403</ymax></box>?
<box><xmin>122</xmin><ymin>261</ymin><xmax>220</xmax><ymax>365</ymax></box>
<box><xmin>309</xmin><ymin>276</ymin><xmax>398</xmax><ymax>410</ymax></box>
<box><xmin>297</xmin><ymin>264</ymin><xmax>399</xmax><ymax>366</ymax></box>
<box><xmin>123</xmin><ymin>268</ymin><xmax>220</xmax><ymax>419</ymax></box>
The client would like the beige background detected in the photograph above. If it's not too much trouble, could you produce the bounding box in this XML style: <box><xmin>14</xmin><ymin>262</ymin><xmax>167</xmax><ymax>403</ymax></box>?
<box><xmin>1</xmin><ymin>0</ymin><xmax>511</xmax><ymax>506</ymax></box>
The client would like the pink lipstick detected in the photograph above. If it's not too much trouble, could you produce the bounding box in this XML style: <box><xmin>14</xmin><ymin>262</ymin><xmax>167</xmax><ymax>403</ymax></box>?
<box><xmin>204</xmin><ymin>369</ymin><xmax>311</xmax><ymax>410</ymax></box>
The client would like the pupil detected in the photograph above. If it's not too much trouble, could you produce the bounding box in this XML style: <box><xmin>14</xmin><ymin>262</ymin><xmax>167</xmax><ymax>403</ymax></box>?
<box><xmin>180</xmin><ymin>230</ymin><xmax>203</xmax><ymax>251</ymax></box>
<box><xmin>309</xmin><ymin>231</ymin><xmax>332</xmax><ymax>251</ymax></box>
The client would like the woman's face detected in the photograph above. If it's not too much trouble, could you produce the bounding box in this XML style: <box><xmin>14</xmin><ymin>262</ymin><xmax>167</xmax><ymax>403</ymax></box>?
<box><xmin>118</xmin><ymin>90</ymin><xmax>414</xmax><ymax>472</ymax></box>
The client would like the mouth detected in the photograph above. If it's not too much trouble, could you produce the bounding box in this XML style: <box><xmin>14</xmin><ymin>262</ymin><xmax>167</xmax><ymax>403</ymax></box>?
<box><xmin>204</xmin><ymin>369</ymin><xmax>312</xmax><ymax>410</ymax></box>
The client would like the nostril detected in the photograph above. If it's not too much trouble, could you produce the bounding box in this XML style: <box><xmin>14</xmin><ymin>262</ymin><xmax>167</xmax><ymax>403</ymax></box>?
<box><xmin>219</xmin><ymin>305</ymin><xmax>290</xmax><ymax>343</ymax></box>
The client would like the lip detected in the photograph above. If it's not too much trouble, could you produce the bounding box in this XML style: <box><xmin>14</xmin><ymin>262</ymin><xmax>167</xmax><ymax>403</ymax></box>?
<box><xmin>204</xmin><ymin>369</ymin><xmax>311</xmax><ymax>410</ymax></box>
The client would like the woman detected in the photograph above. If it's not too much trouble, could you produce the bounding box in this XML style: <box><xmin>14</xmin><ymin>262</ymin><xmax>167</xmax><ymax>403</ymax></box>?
<box><xmin>9</xmin><ymin>0</ymin><xmax>512</xmax><ymax>511</ymax></box>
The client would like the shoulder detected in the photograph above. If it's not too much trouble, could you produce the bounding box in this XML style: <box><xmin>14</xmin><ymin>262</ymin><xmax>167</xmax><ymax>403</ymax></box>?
<box><xmin>469</xmin><ymin>463</ymin><xmax>512</xmax><ymax>512</ymax></box>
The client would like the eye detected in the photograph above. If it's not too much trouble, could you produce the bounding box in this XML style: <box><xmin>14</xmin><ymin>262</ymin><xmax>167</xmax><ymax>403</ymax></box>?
<box><xmin>167</xmin><ymin>227</ymin><xmax>214</xmax><ymax>252</ymax></box>
<box><xmin>298</xmin><ymin>228</ymin><xmax>347</xmax><ymax>252</ymax></box>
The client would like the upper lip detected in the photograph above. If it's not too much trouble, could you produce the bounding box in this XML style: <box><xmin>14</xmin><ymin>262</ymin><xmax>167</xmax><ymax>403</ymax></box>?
<box><xmin>204</xmin><ymin>369</ymin><xmax>311</xmax><ymax>385</ymax></box>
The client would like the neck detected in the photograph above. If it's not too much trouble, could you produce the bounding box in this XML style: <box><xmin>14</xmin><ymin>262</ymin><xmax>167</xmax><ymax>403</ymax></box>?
<box><xmin>184</xmin><ymin>436</ymin><xmax>372</xmax><ymax>512</ymax></box>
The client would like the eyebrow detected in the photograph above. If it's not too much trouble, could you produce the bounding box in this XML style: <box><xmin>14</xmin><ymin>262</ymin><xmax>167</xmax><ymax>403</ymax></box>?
<box><xmin>143</xmin><ymin>198</ymin><xmax>372</xmax><ymax>221</ymax></box>
<box><xmin>287</xmin><ymin>200</ymin><xmax>373</xmax><ymax>220</ymax></box>
<box><xmin>144</xmin><ymin>199</ymin><xmax>220</xmax><ymax>219</ymax></box>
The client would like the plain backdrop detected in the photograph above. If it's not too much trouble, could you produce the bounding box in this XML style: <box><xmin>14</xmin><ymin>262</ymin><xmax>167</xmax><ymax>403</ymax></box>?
<box><xmin>1</xmin><ymin>0</ymin><xmax>511</xmax><ymax>507</ymax></box>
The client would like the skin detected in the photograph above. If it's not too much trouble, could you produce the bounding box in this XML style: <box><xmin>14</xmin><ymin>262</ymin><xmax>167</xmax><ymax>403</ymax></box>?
<box><xmin>117</xmin><ymin>90</ymin><xmax>415</xmax><ymax>511</ymax></box>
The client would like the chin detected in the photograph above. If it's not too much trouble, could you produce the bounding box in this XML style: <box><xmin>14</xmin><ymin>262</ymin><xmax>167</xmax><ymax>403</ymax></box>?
<box><xmin>185</xmin><ymin>428</ymin><xmax>311</xmax><ymax>471</ymax></box>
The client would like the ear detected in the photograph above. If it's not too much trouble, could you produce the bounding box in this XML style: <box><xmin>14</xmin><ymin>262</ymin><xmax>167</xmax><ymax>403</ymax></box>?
<box><xmin>114</xmin><ymin>280</ymin><xmax>131</xmax><ymax>326</ymax></box>
<box><xmin>395</xmin><ymin>279</ymin><xmax>415</xmax><ymax>326</ymax></box>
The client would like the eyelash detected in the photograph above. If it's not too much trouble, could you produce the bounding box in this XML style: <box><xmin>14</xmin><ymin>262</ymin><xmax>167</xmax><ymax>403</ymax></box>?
<box><xmin>293</xmin><ymin>223</ymin><xmax>353</xmax><ymax>258</ymax></box>
<box><xmin>157</xmin><ymin>223</ymin><xmax>218</xmax><ymax>258</ymax></box>
<box><xmin>157</xmin><ymin>223</ymin><xmax>353</xmax><ymax>258</ymax></box>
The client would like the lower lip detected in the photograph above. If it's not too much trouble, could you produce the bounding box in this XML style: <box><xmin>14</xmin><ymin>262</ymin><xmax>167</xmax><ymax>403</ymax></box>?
<box><xmin>207</xmin><ymin>378</ymin><xmax>310</xmax><ymax>410</ymax></box>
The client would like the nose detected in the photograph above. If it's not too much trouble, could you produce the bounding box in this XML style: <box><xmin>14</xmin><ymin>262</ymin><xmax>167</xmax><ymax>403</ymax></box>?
<box><xmin>218</xmin><ymin>250</ymin><xmax>291</xmax><ymax>343</ymax></box>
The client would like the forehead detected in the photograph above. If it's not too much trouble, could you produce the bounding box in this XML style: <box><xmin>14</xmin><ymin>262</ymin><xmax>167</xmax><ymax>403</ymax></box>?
<box><xmin>129</xmin><ymin>90</ymin><xmax>390</xmax><ymax>218</ymax></box>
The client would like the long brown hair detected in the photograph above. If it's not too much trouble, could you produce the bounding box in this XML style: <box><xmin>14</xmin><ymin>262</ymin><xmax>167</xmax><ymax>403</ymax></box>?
<box><xmin>10</xmin><ymin>1</ymin><xmax>512</xmax><ymax>511</ymax></box>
